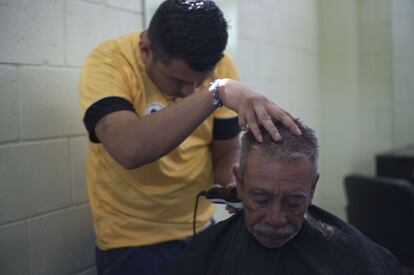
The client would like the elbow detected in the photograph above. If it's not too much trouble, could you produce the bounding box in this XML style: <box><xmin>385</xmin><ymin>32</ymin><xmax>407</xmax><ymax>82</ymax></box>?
<box><xmin>118</xmin><ymin>154</ymin><xmax>147</xmax><ymax>170</ymax></box>
<box><xmin>119</xmin><ymin>159</ymin><xmax>140</xmax><ymax>170</ymax></box>
<box><xmin>116</xmin><ymin>149</ymin><xmax>157</xmax><ymax>170</ymax></box>
<box><xmin>114</xmin><ymin>151</ymin><xmax>144</xmax><ymax>170</ymax></box>
<box><xmin>108</xmin><ymin>142</ymin><xmax>163</xmax><ymax>170</ymax></box>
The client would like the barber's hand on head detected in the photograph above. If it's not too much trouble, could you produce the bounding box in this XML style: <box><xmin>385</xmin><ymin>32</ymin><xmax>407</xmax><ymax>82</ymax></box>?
<box><xmin>219</xmin><ymin>79</ymin><xmax>302</xmax><ymax>142</ymax></box>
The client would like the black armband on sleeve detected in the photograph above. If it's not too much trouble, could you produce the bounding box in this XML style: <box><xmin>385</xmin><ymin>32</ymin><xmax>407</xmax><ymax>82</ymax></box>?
<box><xmin>213</xmin><ymin>117</ymin><xmax>240</xmax><ymax>140</ymax></box>
<box><xmin>83</xmin><ymin>96</ymin><xmax>135</xmax><ymax>143</ymax></box>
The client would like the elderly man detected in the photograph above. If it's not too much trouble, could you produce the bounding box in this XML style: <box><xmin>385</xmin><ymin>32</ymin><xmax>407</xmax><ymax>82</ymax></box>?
<box><xmin>169</xmin><ymin>120</ymin><xmax>402</xmax><ymax>275</ymax></box>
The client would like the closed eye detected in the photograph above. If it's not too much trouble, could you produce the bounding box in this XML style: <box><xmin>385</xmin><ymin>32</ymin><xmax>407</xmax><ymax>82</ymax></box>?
<box><xmin>250</xmin><ymin>193</ymin><xmax>271</xmax><ymax>207</ymax></box>
<box><xmin>283</xmin><ymin>197</ymin><xmax>306</xmax><ymax>209</ymax></box>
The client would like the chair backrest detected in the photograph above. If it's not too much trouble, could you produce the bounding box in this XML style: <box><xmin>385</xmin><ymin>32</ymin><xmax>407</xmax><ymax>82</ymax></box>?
<box><xmin>344</xmin><ymin>175</ymin><xmax>414</xmax><ymax>267</ymax></box>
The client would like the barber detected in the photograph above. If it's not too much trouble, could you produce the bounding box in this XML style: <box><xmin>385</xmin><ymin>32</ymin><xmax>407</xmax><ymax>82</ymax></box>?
<box><xmin>78</xmin><ymin>1</ymin><xmax>300</xmax><ymax>274</ymax></box>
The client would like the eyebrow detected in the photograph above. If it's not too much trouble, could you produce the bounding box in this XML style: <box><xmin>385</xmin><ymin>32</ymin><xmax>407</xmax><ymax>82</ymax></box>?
<box><xmin>249</xmin><ymin>188</ymin><xmax>271</xmax><ymax>195</ymax></box>
<box><xmin>249</xmin><ymin>188</ymin><xmax>308</xmax><ymax>198</ymax></box>
<box><xmin>286</xmin><ymin>191</ymin><xmax>308</xmax><ymax>198</ymax></box>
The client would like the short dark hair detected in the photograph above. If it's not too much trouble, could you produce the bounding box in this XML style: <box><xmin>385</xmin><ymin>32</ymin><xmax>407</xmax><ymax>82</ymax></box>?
<box><xmin>239</xmin><ymin>119</ymin><xmax>319</xmax><ymax>180</ymax></box>
<box><xmin>147</xmin><ymin>0</ymin><xmax>228</xmax><ymax>72</ymax></box>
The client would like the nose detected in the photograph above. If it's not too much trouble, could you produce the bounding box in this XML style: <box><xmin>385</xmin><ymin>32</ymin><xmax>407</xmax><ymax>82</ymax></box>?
<box><xmin>180</xmin><ymin>82</ymin><xmax>197</xmax><ymax>96</ymax></box>
<box><xmin>263</xmin><ymin>201</ymin><xmax>288</xmax><ymax>228</ymax></box>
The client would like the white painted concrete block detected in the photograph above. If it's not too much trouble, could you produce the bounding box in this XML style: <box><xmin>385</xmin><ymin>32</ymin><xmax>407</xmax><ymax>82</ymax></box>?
<box><xmin>360</xmin><ymin>25</ymin><xmax>391</xmax><ymax>52</ymax></box>
<box><xmin>393</xmin><ymin>16</ymin><xmax>414</xmax><ymax>57</ymax></box>
<box><xmin>250</xmin><ymin>0</ymin><xmax>282</xmax><ymax>9</ymax></box>
<box><xmin>0</xmin><ymin>140</ymin><xmax>72</xmax><ymax>223</ymax></box>
<box><xmin>360</xmin><ymin>0</ymin><xmax>380</xmax><ymax>24</ymax></box>
<box><xmin>374</xmin><ymin>52</ymin><xmax>392</xmax><ymax>80</ymax></box>
<box><xmin>0</xmin><ymin>66</ymin><xmax>19</xmax><ymax>143</ymax></box>
<box><xmin>394</xmin><ymin>79</ymin><xmax>414</xmax><ymax>106</ymax></box>
<box><xmin>261</xmin><ymin>79</ymin><xmax>290</xmax><ymax>105</ymax></box>
<box><xmin>0</xmin><ymin>0</ymin><xmax>64</xmax><ymax>65</ymax></box>
<box><xmin>259</xmin><ymin>43</ymin><xmax>281</xmax><ymax>80</ymax></box>
<box><xmin>107</xmin><ymin>0</ymin><xmax>142</xmax><ymax>13</ymax></box>
<box><xmin>0</xmin><ymin>222</ymin><xmax>29</xmax><ymax>275</ymax></box>
<box><xmin>268</xmin><ymin>11</ymin><xmax>284</xmax><ymax>45</ymax></box>
<box><xmin>20</xmin><ymin>67</ymin><xmax>84</xmax><ymax>140</ymax></box>
<box><xmin>70</xmin><ymin>137</ymin><xmax>88</xmax><ymax>204</ymax></box>
<box><xmin>235</xmin><ymin>38</ymin><xmax>260</xmax><ymax>81</ymax></box>
<box><xmin>377</xmin><ymin>0</ymin><xmax>392</xmax><ymax>22</ymax></box>
<box><xmin>282</xmin><ymin>15</ymin><xmax>318</xmax><ymax>51</ymax></box>
<box><xmin>238</xmin><ymin>1</ymin><xmax>269</xmax><ymax>41</ymax></box>
<box><xmin>394</xmin><ymin>104</ymin><xmax>414</xmax><ymax>147</ymax></box>
<box><xmin>280</xmin><ymin>48</ymin><xmax>302</xmax><ymax>78</ymax></box>
<box><xmin>360</xmin><ymin>53</ymin><xmax>378</xmax><ymax>81</ymax></box>
<box><xmin>282</xmin><ymin>0</ymin><xmax>317</xmax><ymax>21</ymax></box>
<box><xmin>394</xmin><ymin>55</ymin><xmax>413</xmax><ymax>79</ymax></box>
<box><xmin>376</xmin><ymin>106</ymin><xmax>393</xmax><ymax>141</ymax></box>
<box><xmin>66</xmin><ymin>0</ymin><xmax>143</xmax><ymax>66</ymax></box>
<box><xmin>359</xmin><ymin>72</ymin><xmax>392</xmax><ymax>108</ymax></box>
<box><xmin>393</xmin><ymin>0</ymin><xmax>414</xmax><ymax>16</ymax></box>
<box><xmin>30</xmin><ymin>205</ymin><xmax>95</xmax><ymax>275</ymax></box>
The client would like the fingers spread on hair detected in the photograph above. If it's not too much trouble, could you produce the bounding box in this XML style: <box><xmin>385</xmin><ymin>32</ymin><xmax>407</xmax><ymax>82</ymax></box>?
<box><xmin>254</xmin><ymin>103</ymin><xmax>281</xmax><ymax>141</ymax></box>
<box><xmin>267</xmin><ymin>103</ymin><xmax>301</xmax><ymax>136</ymax></box>
<box><xmin>245</xmin><ymin>110</ymin><xmax>262</xmax><ymax>142</ymax></box>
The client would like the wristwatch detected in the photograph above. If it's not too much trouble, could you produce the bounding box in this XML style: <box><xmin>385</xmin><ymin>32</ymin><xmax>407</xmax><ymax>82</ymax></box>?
<box><xmin>209</xmin><ymin>79</ymin><xmax>223</xmax><ymax>107</ymax></box>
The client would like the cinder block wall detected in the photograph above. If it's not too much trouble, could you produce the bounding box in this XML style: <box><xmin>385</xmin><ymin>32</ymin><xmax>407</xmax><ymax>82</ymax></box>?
<box><xmin>392</xmin><ymin>0</ymin><xmax>414</xmax><ymax>147</ymax></box>
<box><xmin>2</xmin><ymin>0</ymin><xmax>412</xmax><ymax>274</ymax></box>
<box><xmin>236</xmin><ymin>0</ymin><xmax>320</xmax><ymax>130</ymax></box>
<box><xmin>319</xmin><ymin>0</ymin><xmax>414</xmax><ymax>218</ymax></box>
<box><xmin>319</xmin><ymin>0</ymin><xmax>361</xmax><ymax>219</ymax></box>
<box><xmin>0</xmin><ymin>0</ymin><xmax>143</xmax><ymax>274</ymax></box>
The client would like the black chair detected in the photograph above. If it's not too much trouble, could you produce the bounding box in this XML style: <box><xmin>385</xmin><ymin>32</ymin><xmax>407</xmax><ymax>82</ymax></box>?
<box><xmin>344</xmin><ymin>175</ymin><xmax>414</xmax><ymax>269</ymax></box>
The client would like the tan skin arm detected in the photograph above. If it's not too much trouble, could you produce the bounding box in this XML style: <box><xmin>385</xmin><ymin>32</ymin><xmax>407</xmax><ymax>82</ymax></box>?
<box><xmin>96</xmin><ymin>89</ymin><xmax>215</xmax><ymax>169</ymax></box>
<box><xmin>95</xmin><ymin>79</ymin><xmax>301</xmax><ymax>169</ymax></box>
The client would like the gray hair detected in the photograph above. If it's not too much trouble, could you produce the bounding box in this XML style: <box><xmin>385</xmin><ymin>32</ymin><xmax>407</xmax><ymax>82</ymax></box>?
<box><xmin>239</xmin><ymin>119</ymin><xmax>319</xmax><ymax>180</ymax></box>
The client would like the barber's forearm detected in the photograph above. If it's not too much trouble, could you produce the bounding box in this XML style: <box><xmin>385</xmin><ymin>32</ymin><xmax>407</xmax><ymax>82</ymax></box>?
<box><xmin>97</xmin><ymin>89</ymin><xmax>216</xmax><ymax>169</ymax></box>
<box><xmin>98</xmin><ymin>78</ymin><xmax>300</xmax><ymax>169</ymax></box>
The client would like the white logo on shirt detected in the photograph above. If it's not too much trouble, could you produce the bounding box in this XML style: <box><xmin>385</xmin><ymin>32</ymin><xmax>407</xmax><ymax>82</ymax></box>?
<box><xmin>144</xmin><ymin>102</ymin><xmax>166</xmax><ymax>116</ymax></box>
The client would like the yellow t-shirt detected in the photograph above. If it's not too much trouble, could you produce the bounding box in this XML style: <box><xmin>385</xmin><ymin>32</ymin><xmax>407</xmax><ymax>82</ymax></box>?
<box><xmin>78</xmin><ymin>31</ymin><xmax>239</xmax><ymax>250</ymax></box>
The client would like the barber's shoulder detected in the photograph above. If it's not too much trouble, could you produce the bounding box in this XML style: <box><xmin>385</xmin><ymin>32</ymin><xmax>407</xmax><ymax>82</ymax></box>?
<box><xmin>215</xmin><ymin>52</ymin><xmax>235</xmax><ymax>69</ymax></box>
<box><xmin>213</xmin><ymin>52</ymin><xmax>239</xmax><ymax>80</ymax></box>
<box><xmin>86</xmin><ymin>32</ymin><xmax>138</xmax><ymax>61</ymax></box>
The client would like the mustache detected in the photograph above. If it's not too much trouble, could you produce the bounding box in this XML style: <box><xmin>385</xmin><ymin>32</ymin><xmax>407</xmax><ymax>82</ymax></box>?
<box><xmin>253</xmin><ymin>223</ymin><xmax>297</xmax><ymax>238</ymax></box>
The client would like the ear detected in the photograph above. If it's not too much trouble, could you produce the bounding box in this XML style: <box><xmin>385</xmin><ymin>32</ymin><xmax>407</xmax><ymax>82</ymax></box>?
<box><xmin>233</xmin><ymin>166</ymin><xmax>243</xmax><ymax>200</ymax></box>
<box><xmin>139</xmin><ymin>31</ymin><xmax>153</xmax><ymax>66</ymax></box>
<box><xmin>309</xmin><ymin>173</ymin><xmax>319</xmax><ymax>202</ymax></box>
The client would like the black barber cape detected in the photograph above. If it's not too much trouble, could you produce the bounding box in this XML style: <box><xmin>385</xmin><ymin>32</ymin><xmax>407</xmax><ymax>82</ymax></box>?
<box><xmin>169</xmin><ymin>205</ymin><xmax>402</xmax><ymax>275</ymax></box>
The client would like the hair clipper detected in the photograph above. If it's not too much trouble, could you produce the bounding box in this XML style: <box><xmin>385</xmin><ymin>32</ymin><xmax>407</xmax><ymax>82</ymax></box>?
<box><xmin>201</xmin><ymin>185</ymin><xmax>243</xmax><ymax>209</ymax></box>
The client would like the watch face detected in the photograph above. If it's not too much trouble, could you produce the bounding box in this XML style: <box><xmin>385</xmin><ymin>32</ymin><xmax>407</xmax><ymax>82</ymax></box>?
<box><xmin>209</xmin><ymin>79</ymin><xmax>221</xmax><ymax>91</ymax></box>
<box><xmin>144</xmin><ymin>102</ymin><xmax>166</xmax><ymax>115</ymax></box>
<box><xmin>210</xmin><ymin>79</ymin><xmax>223</xmax><ymax>107</ymax></box>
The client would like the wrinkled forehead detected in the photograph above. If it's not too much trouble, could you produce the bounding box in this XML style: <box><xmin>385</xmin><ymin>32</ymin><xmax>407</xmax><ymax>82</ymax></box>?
<box><xmin>245</xmin><ymin>147</ymin><xmax>316</xmax><ymax>172</ymax></box>
<box><xmin>243</xmin><ymin>152</ymin><xmax>316</xmax><ymax>192</ymax></box>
